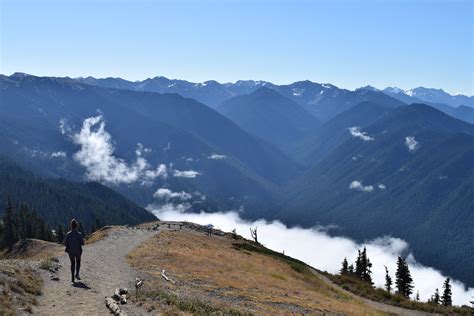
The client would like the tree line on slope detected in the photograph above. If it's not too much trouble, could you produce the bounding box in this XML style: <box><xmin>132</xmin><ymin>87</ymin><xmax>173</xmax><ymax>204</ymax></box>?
<box><xmin>0</xmin><ymin>196</ymin><xmax>106</xmax><ymax>250</ymax></box>
<box><xmin>339</xmin><ymin>248</ymin><xmax>457</xmax><ymax>308</ymax></box>
<box><xmin>0</xmin><ymin>197</ymin><xmax>54</xmax><ymax>249</ymax></box>
<box><xmin>0</xmin><ymin>156</ymin><xmax>155</xmax><ymax>233</ymax></box>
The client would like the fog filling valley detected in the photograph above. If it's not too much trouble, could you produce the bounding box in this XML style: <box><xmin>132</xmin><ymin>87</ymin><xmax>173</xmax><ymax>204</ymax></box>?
<box><xmin>150</xmin><ymin>206</ymin><xmax>474</xmax><ymax>306</ymax></box>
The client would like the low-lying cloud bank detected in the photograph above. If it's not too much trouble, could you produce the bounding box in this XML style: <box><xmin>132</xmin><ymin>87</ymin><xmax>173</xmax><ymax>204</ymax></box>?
<box><xmin>150</xmin><ymin>207</ymin><xmax>474</xmax><ymax>306</ymax></box>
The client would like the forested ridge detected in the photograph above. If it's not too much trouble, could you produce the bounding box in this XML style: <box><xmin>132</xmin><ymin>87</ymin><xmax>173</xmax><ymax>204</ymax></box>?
<box><xmin>0</xmin><ymin>156</ymin><xmax>156</xmax><ymax>232</ymax></box>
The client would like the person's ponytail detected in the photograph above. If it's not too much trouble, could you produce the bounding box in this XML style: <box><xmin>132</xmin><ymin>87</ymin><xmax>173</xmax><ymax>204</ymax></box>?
<box><xmin>71</xmin><ymin>219</ymin><xmax>78</xmax><ymax>231</ymax></box>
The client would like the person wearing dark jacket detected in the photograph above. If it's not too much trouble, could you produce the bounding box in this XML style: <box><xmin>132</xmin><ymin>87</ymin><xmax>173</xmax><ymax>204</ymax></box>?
<box><xmin>65</xmin><ymin>219</ymin><xmax>84</xmax><ymax>283</ymax></box>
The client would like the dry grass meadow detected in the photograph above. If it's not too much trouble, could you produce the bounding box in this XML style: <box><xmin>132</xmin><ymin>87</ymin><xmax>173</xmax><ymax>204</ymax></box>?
<box><xmin>128</xmin><ymin>226</ymin><xmax>384</xmax><ymax>315</ymax></box>
<box><xmin>85</xmin><ymin>225</ymin><xmax>116</xmax><ymax>245</ymax></box>
<box><xmin>1</xmin><ymin>239</ymin><xmax>63</xmax><ymax>261</ymax></box>
<box><xmin>0</xmin><ymin>260</ymin><xmax>43</xmax><ymax>315</ymax></box>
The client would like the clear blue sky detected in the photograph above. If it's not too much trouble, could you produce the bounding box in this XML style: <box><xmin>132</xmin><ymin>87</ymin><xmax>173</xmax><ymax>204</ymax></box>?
<box><xmin>1</xmin><ymin>0</ymin><xmax>472</xmax><ymax>95</ymax></box>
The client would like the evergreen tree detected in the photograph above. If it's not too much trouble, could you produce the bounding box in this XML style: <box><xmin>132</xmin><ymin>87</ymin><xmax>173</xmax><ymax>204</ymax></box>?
<box><xmin>360</xmin><ymin>247</ymin><xmax>373</xmax><ymax>284</ymax></box>
<box><xmin>0</xmin><ymin>197</ymin><xmax>54</xmax><ymax>248</ymax></box>
<box><xmin>78</xmin><ymin>221</ymin><xmax>87</xmax><ymax>237</ymax></box>
<box><xmin>384</xmin><ymin>265</ymin><xmax>392</xmax><ymax>293</ymax></box>
<box><xmin>340</xmin><ymin>257</ymin><xmax>349</xmax><ymax>275</ymax></box>
<box><xmin>2</xmin><ymin>197</ymin><xmax>17</xmax><ymax>249</ymax></box>
<box><xmin>89</xmin><ymin>217</ymin><xmax>104</xmax><ymax>235</ymax></box>
<box><xmin>415</xmin><ymin>290</ymin><xmax>420</xmax><ymax>302</ymax></box>
<box><xmin>36</xmin><ymin>210</ymin><xmax>53</xmax><ymax>242</ymax></box>
<box><xmin>23</xmin><ymin>206</ymin><xmax>34</xmax><ymax>239</ymax></box>
<box><xmin>395</xmin><ymin>256</ymin><xmax>414</xmax><ymax>298</ymax></box>
<box><xmin>441</xmin><ymin>278</ymin><xmax>452</xmax><ymax>306</ymax></box>
<box><xmin>432</xmin><ymin>288</ymin><xmax>440</xmax><ymax>304</ymax></box>
<box><xmin>355</xmin><ymin>250</ymin><xmax>363</xmax><ymax>279</ymax></box>
<box><xmin>56</xmin><ymin>224</ymin><xmax>65</xmax><ymax>244</ymax></box>
<box><xmin>353</xmin><ymin>247</ymin><xmax>373</xmax><ymax>284</ymax></box>
<box><xmin>348</xmin><ymin>264</ymin><xmax>354</xmax><ymax>275</ymax></box>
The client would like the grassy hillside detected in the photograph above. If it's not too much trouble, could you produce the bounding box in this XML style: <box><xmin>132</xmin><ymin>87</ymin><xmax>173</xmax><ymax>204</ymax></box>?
<box><xmin>128</xmin><ymin>224</ymin><xmax>385</xmax><ymax>315</ymax></box>
<box><xmin>1</xmin><ymin>222</ymin><xmax>472</xmax><ymax>315</ymax></box>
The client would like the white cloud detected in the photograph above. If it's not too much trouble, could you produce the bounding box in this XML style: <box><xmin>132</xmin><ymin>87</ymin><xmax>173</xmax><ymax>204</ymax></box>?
<box><xmin>208</xmin><ymin>153</ymin><xmax>227</xmax><ymax>160</ymax></box>
<box><xmin>154</xmin><ymin>188</ymin><xmax>192</xmax><ymax>201</ymax></box>
<box><xmin>405</xmin><ymin>136</ymin><xmax>419</xmax><ymax>152</ymax></box>
<box><xmin>148</xmin><ymin>202</ymin><xmax>191</xmax><ymax>214</ymax></box>
<box><xmin>348</xmin><ymin>126</ymin><xmax>374</xmax><ymax>141</ymax></box>
<box><xmin>173</xmin><ymin>169</ymin><xmax>201</xmax><ymax>178</ymax></box>
<box><xmin>29</xmin><ymin>149</ymin><xmax>49</xmax><ymax>158</ymax></box>
<box><xmin>193</xmin><ymin>191</ymin><xmax>207</xmax><ymax>201</ymax></box>
<box><xmin>71</xmin><ymin>115</ymin><xmax>167</xmax><ymax>184</ymax></box>
<box><xmin>50</xmin><ymin>151</ymin><xmax>67</xmax><ymax>158</ymax></box>
<box><xmin>148</xmin><ymin>208</ymin><xmax>474</xmax><ymax>306</ymax></box>
<box><xmin>143</xmin><ymin>164</ymin><xmax>168</xmax><ymax>181</ymax></box>
<box><xmin>59</xmin><ymin>118</ymin><xmax>72</xmax><ymax>135</ymax></box>
<box><xmin>378</xmin><ymin>184</ymin><xmax>386</xmax><ymax>190</ymax></box>
<box><xmin>349</xmin><ymin>180</ymin><xmax>374</xmax><ymax>192</ymax></box>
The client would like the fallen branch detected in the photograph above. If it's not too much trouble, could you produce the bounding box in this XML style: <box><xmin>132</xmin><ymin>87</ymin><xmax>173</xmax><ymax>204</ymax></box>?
<box><xmin>161</xmin><ymin>269</ymin><xmax>175</xmax><ymax>284</ymax></box>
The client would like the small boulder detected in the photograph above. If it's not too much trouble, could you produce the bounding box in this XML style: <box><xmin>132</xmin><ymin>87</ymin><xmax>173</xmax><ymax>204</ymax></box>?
<box><xmin>120</xmin><ymin>294</ymin><xmax>127</xmax><ymax>304</ymax></box>
<box><xmin>119</xmin><ymin>287</ymin><xmax>128</xmax><ymax>295</ymax></box>
<box><xmin>49</xmin><ymin>274</ymin><xmax>60</xmax><ymax>281</ymax></box>
<box><xmin>112</xmin><ymin>289</ymin><xmax>121</xmax><ymax>301</ymax></box>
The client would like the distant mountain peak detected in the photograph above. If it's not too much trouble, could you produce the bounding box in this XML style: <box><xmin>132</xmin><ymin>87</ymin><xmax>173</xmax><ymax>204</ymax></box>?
<box><xmin>383</xmin><ymin>86</ymin><xmax>407</xmax><ymax>94</ymax></box>
<box><xmin>356</xmin><ymin>85</ymin><xmax>379</xmax><ymax>92</ymax></box>
<box><xmin>11</xmin><ymin>72</ymin><xmax>31</xmax><ymax>78</ymax></box>
<box><xmin>233</xmin><ymin>80</ymin><xmax>268</xmax><ymax>86</ymax></box>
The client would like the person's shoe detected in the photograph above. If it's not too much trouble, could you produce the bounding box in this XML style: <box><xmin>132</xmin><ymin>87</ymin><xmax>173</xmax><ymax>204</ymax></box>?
<box><xmin>75</xmin><ymin>274</ymin><xmax>81</xmax><ymax>280</ymax></box>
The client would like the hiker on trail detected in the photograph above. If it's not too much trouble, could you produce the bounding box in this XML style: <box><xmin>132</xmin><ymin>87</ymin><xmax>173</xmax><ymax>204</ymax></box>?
<box><xmin>65</xmin><ymin>219</ymin><xmax>84</xmax><ymax>283</ymax></box>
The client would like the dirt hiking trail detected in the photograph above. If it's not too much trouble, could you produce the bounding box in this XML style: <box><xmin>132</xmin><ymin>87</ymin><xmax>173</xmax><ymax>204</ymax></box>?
<box><xmin>34</xmin><ymin>227</ymin><xmax>155</xmax><ymax>316</ymax></box>
<box><xmin>30</xmin><ymin>223</ymin><xmax>436</xmax><ymax>316</ymax></box>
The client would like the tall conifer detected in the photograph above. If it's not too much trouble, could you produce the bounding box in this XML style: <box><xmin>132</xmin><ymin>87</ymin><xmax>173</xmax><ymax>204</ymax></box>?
<box><xmin>441</xmin><ymin>278</ymin><xmax>452</xmax><ymax>306</ymax></box>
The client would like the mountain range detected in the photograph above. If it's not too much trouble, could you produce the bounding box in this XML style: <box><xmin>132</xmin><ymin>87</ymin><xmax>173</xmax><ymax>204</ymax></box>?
<box><xmin>1</xmin><ymin>72</ymin><xmax>473</xmax><ymax>287</ymax></box>
<box><xmin>281</xmin><ymin>103</ymin><xmax>474</xmax><ymax>285</ymax></box>
<box><xmin>0</xmin><ymin>73</ymin><xmax>299</xmax><ymax>216</ymax></box>
<box><xmin>75</xmin><ymin>74</ymin><xmax>473</xmax><ymax>121</ymax></box>
<box><xmin>383</xmin><ymin>86</ymin><xmax>474</xmax><ymax>108</ymax></box>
